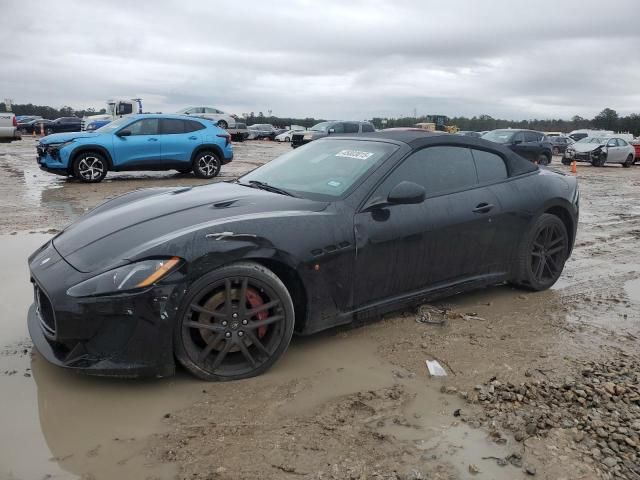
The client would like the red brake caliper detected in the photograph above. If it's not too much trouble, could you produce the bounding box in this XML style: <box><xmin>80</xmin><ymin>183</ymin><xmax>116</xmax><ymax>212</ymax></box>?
<box><xmin>245</xmin><ymin>287</ymin><xmax>268</xmax><ymax>338</ymax></box>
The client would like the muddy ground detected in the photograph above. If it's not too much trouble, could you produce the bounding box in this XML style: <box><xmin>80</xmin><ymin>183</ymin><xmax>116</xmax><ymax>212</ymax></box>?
<box><xmin>0</xmin><ymin>137</ymin><xmax>639</xmax><ymax>480</ymax></box>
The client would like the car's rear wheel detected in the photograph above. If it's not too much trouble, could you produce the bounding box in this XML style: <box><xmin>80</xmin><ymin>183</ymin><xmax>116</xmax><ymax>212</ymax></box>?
<box><xmin>552</xmin><ymin>147</ymin><xmax>560</xmax><ymax>155</ymax></box>
<box><xmin>72</xmin><ymin>152</ymin><xmax>108</xmax><ymax>183</ymax></box>
<box><xmin>537</xmin><ymin>153</ymin><xmax>550</xmax><ymax>165</ymax></box>
<box><xmin>192</xmin><ymin>150</ymin><xmax>221</xmax><ymax>179</ymax></box>
<box><xmin>174</xmin><ymin>262</ymin><xmax>295</xmax><ymax>381</ymax></box>
<box><xmin>512</xmin><ymin>213</ymin><xmax>569</xmax><ymax>291</ymax></box>
<box><xmin>623</xmin><ymin>154</ymin><xmax>633</xmax><ymax>168</ymax></box>
<box><xmin>217</xmin><ymin>120</ymin><xmax>228</xmax><ymax>130</ymax></box>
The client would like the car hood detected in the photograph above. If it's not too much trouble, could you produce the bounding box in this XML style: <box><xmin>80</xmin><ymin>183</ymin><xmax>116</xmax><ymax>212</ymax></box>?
<box><xmin>40</xmin><ymin>131</ymin><xmax>100</xmax><ymax>144</ymax></box>
<box><xmin>52</xmin><ymin>182</ymin><xmax>328</xmax><ymax>273</ymax></box>
<box><xmin>571</xmin><ymin>142</ymin><xmax>605</xmax><ymax>153</ymax></box>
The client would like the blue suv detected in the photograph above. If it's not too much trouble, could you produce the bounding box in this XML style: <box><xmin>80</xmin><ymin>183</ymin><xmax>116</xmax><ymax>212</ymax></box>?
<box><xmin>36</xmin><ymin>114</ymin><xmax>233</xmax><ymax>183</ymax></box>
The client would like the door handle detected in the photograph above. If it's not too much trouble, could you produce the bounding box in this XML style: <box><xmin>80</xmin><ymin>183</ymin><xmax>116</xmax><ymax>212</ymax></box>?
<box><xmin>188</xmin><ymin>136</ymin><xmax>197</xmax><ymax>140</ymax></box>
<box><xmin>148</xmin><ymin>138</ymin><xmax>158</xmax><ymax>142</ymax></box>
<box><xmin>472</xmin><ymin>203</ymin><xmax>494</xmax><ymax>213</ymax></box>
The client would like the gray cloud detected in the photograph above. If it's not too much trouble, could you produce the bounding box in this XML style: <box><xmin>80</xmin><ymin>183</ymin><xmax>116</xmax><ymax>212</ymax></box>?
<box><xmin>2</xmin><ymin>0</ymin><xmax>639</xmax><ymax>120</ymax></box>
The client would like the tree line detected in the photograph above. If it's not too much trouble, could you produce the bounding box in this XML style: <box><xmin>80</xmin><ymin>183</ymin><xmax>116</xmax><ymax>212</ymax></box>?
<box><xmin>3</xmin><ymin>103</ymin><xmax>639</xmax><ymax>136</ymax></box>
<box><xmin>0</xmin><ymin>102</ymin><xmax>106</xmax><ymax>119</ymax></box>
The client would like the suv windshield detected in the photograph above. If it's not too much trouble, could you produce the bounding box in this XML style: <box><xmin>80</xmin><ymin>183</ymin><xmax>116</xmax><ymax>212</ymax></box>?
<box><xmin>240</xmin><ymin>139</ymin><xmax>397</xmax><ymax>201</ymax></box>
<box><xmin>482</xmin><ymin>130</ymin><xmax>515</xmax><ymax>144</ymax></box>
<box><xmin>95</xmin><ymin>116</ymin><xmax>131</xmax><ymax>133</ymax></box>
<box><xmin>310</xmin><ymin>122</ymin><xmax>333</xmax><ymax>132</ymax></box>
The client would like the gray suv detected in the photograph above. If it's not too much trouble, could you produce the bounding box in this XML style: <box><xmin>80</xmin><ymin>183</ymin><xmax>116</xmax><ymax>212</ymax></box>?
<box><xmin>291</xmin><ymin>121</ymin><xmax>375</xmax><ymax>148</ymax></box>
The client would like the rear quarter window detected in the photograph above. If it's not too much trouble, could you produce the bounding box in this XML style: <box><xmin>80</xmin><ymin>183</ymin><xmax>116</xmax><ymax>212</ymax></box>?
<box><xmin>471</xmin><ymin>149</ymin><xmax>508</xmax><ymax>183</ymax></box>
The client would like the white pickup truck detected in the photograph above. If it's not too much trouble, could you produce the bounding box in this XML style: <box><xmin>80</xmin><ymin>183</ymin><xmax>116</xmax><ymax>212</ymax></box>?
<box><xmin>0</xmin><ymin>112</ymin><xmax>20</xmax><ymax>142</ymax></box>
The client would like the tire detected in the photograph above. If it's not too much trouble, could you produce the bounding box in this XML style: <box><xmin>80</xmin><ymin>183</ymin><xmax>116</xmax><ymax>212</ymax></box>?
<box><xmin>174</xmin><ymin>262</ymin><xmax>295</xmax><ymax>381</ymax></box>
<box><xmin>622</xmin><ymin>154</ymin><xmax>633</xmax><ymax>168</ymax></box>
<box><xmin>592</xmin><ymin>154</ymin><xmax>606</xmax><ymax>167</ymax></box>
<box><xmin>561</xmin><ymin>158</ymin><xmax>571</xmax><ymax>165</ymax></box>
<box><xmin>176</xmin><ymin>168</ymin><xmax>192</xmax><ymax>174</ymax></box>
<box><xmin>216</xmin><ymin>120</ymin><xmax>228</xmax><ymax>130</ymax></box>
<box><xmin>552</xmin><ymin>147</ymin><xmax>560</xmax><ymax>155</ymax></box>
<box><xmin>72</xmin><ymin>152</ymin><xmax>108</xmax><ymax>183</ymax></box>
<box><xmin>285</xmin><ymin>137</ymin><xmax>291</xmax><ymax>142</ymax></box>
<box><xmin>192</xmin><ymin>150</ymin><xmax>221</xmax><ymax>179</ymax></box>
<box><xmin>511</xmin><ymin>213</ymin><xmax>569</xmax><ymax>291</ymax></box>
<box><xmin>537</xmin><ymin>153</ymin><xmax>550</xmax><ymax>166</ymax></box>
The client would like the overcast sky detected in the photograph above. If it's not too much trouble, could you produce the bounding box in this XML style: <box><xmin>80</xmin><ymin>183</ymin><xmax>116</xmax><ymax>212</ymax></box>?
<box><xmin>1</xmin><ymin>0</ymin><xmax>639</xmax><ymax>120</ymax></box>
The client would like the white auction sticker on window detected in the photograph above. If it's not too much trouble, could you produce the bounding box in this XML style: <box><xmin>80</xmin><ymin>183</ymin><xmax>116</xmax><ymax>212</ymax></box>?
<box><xmin>335</xmin><ymin>149</ymin><xmax>374</xmax><ymax>160</ymax></box>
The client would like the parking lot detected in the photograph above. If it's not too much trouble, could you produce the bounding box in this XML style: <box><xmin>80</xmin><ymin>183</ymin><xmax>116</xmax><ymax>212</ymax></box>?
<box><xmin>1</xmin><ymin>137</ymin><xmax>640</xmax><ymax>479</ymax></box>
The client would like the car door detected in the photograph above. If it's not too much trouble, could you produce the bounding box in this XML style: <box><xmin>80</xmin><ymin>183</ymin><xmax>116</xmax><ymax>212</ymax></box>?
<box><xmin>112</xmin><ymin>118</ymin><xmax>161</xmax><ymax>169</ymax></box>
<box><xmin>353</xmin><ymin>145</ymin><xmax>502</xmax><ymax>307</ymax></box>
<box><xmin>606</xmin><ymin>138</ymin><xmax>620</xmax><ymax>163</ymax></box>
<box><xmin>617</xmin><ymin>139</ymin><xmax>632</xmax><ymax>162</ymax></box>
<box><xmin>160</xmin><ymin>118</ymin><xmax>203</xmax><ymax>166</ymax></box>
<box><xmin>509</xmin><ymin>131</ymin><xmax>529</xmax><ymax>159</ymax></box>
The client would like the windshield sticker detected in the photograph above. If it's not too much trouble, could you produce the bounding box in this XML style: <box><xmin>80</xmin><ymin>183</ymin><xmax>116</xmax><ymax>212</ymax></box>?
<box><xmin>335</xmin><ymin>149</ymin><xmax>375</xmax><ymax>160</ymax></box>
<box><xmin>327</xmin><ymin>180</ymin><xmax>342</xmax><ymax>188</ymax></box>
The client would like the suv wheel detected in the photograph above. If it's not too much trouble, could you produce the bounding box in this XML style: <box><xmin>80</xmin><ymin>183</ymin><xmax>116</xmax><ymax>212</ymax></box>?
<box><xmin>217</xmin><ymin>120</ymin><xmax>228</xmax><ymax>130</ymax></box>
<box><xmin>537</xmin><ymin>153</ymin><xmax>550</xmax><ymax>166</ymax></box>
<box><xmin>193</xmin><ymin>151</ymin><xmax>221</xmax><ymax>179</ymax></box>
<box><xmin>73</xmin><ymin>152</ymin><xmax>108</xmax><ymax>183</ymax></box>
<box><xmin>623</xmin><ymin>154</ymin><xmax>633</xmax><ymax>168</ymax></box>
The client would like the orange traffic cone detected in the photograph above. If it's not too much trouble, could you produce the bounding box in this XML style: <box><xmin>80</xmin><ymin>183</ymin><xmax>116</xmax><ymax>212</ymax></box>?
<box><xmin>571</xmin><ymin>160</ymin><xmax>577</xmax><ymax>174</ymax></box>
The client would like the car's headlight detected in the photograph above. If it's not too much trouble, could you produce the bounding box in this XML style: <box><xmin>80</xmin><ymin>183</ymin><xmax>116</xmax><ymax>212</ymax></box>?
<box><xmin>48</xmin><ymin>140</ymin><xmax>75</xmax><ymax>150</ymax></box>
<box><xmin>67</xmin><ymin>257</ymin><xmax>181</xmax><ymax>297</ymax></box>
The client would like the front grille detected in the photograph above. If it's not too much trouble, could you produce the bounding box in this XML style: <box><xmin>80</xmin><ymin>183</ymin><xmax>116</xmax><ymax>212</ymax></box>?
<box><xmin>291</xmin><ymin>134</ymin><xmax>306</xmax><ymax>147</ymax></box>
<box><xmin>34</xmin><ymin>284</ymin><xmax>56</xmax><ymax>336</ymax></box>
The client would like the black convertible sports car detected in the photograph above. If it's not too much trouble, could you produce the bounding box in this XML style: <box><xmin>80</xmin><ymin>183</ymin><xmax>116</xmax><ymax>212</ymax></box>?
<box><xmin>28</xmin><ymin>131</ymin><xmax>579</xmax><ymax>380</ymax></box>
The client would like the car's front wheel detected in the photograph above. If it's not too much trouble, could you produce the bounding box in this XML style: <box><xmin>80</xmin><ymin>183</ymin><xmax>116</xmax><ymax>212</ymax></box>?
<box><xmin>623</xmin><ymin>154</ymin><xmax>633</xmax><ymax>168</ymax></box>
<box><xmin>512</xmin><ymin>213</ymin><xmax>569</xmax><ymax>291</ymax></box>
<box><xmin>192</xmin><ymin>151</ymin><xmax>221</xmax><ymax>179</ymax></box>
<box><xmin>72</xmin><ymin>152</ymin><xmax>108</xmax><ymax>182</ymax></box>
<box><xmin>174</xmin><ymin>262</ymin><xmax>295</xmax><ymax>381</ymax></box>
<box><xmin>217</xmin><ymin>120</ymin><xmax>228</xmax><ymax>130</ymax></box>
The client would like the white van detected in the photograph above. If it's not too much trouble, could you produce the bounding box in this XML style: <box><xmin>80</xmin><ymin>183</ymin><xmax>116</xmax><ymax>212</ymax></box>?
<box><xmin>0</xmin><ymin>112</ymin><xmax>19</xmax><ymax>142</ymax></box>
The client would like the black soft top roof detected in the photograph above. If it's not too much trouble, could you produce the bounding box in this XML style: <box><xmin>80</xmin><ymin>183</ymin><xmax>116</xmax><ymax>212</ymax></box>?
<box><xmin>336</xmin><ymin>131</ymin><xmax>538</xmax><ymax>177</ymax></box>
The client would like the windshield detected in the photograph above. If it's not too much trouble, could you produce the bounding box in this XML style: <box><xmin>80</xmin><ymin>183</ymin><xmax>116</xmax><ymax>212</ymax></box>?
<box><xmin>95</xmin><ymin>116</ymin><xmax>130</xmax><ymax>133</ymax></box>
<box><xmin>482</xmin><ymin>130</ymin><xmax>514</xmax><ymax>144</ymax></box>
<box><xmin>310</xmin><ymin>122</ymin><xmax>333</xmax><ymax>132</ymax></box>
<box><xmin>576</xmin><ymin>137</ymin><xmax>606</xmax><ymax>144</ymax></box>
<box><xmin>240</xmin><ymin>139</ymin><xmax>397</xmax><ymax>200</ymax></box>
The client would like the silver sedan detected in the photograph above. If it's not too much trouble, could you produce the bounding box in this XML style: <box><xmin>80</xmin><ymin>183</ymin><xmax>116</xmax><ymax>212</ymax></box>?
<box><xmin>563</xmin><ymin>137</ymin><xmax>635</xmax><ymax>167</ymax></box>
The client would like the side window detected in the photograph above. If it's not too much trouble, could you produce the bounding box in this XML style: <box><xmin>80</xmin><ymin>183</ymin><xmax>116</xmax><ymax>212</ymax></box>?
<box><xmin>127</xmin><ymin>119</ymin><xmax>159</xmax><ymax>136</ymax></box>
<box><xmin>161</xmin><ymin>119</ymin><xmax>186</xmax><ymax>134</ymax></box>
<box><xmin>524</xmin><ymin>132</ymin><xmax>539</xmax><ymax>143</ymax></box>
<box><xmin>204</xmin><ymin>108</ymin><xmax>215</xmax><ymax>113</ymax></box>
<box><xmin>617</xmin><ymin>139</ymin><xmax>627</xmax><ymax>146</ymax></box>
<box><xmin>607</xmin><ymin>139</ymin><xmax>617</xmax><ymax>147</ymax></box>
<box><xmin>361</xmin><ymin>123</ymin><xmax>375</xmax><ymax>133</ymax></box>
<box><xmin>472</xmin><ymin>149</ymin><xmax>508</xmax><ymax>183</ymax></box>
<box><xmin>330</xmin><ymin>123</ymin><xmax>345</xmax><ymax>133</ymax></box>
<box><xmin>344</xmin><ymin>123</ymin><xmax>359</xmax><ymax>134</ymax></box>
<box><xmin>184</xmin><ymin>120</ymin><xmax>205</xmax><ymax>132</ymax></box>
<box><xmin>374</xmin><ymin>146</ymin><xmax>478</xmax><ymax>199</ymax></box>
<box><xmin>513</xmin><ymin>132</ymin><xmax>525</xmax><ymax>143</ymax></box>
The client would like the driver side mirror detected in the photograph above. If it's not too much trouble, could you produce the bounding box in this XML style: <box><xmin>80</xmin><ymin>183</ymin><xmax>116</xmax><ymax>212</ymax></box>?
<box><xmin>513</xmin><ymin>139</ymin><xmax>522</xmax><ymax>145</ymax></box>
<box><xmin>117</xmin><ymin>130</ymin><xmax>131</xmax><ymax>137</ymax></box>
<box><xmin>328</xmin><ymin>128</ymin><xmax>335</xmax><ymax>134</ymax></box>
<box><xmin>387</xmin><ymin>181</ymin><xmax>426</xmax><ymax>205</ymax></box>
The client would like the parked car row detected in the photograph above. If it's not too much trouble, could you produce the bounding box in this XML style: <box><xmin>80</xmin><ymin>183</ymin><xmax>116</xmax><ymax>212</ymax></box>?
<box><xmin>18</xmin><ymin>116</ymin><xmax>82</xmax><ymax>135</ymax></box>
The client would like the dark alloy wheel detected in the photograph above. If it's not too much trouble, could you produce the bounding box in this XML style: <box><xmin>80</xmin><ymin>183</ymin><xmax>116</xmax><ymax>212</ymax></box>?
<box><xmin>512</xmin><ymin>213</ymin><xmax>569</xmax><ymax>291</ymax></box>
<box><xmin>72</xmin><ymin>152</ymin><xmax>108</xmax><ymax>183</ymax></box>
<box><xmin>217</xmin><ymin>120</ymin><xmax>228</xmax><ymax>130</ymax></box>
<box><xmin>193</xmin><ymin>151</ymin><xmax>221</xmax><ymax>179</ymax></box>
<box><xmin>174</xmin><ymin>262</ymin><xmax>295</xmax><ymax>381</ymax></box>
<box><xmin>561</xmin><ymin>158</ymin><xmax>571</xmax><ymax>165</ymax></box>
<box><xmin>537</xmin><ymin>153</ymin><xmax>550</xmax><ymax>166</ymax></box>
<box><xmin>623</xmin><ymin>154</ymin><xmax>633</xmax><ymax>168</ymax></box>
<box><xmin>592</xmin><ymin>154</ymin><xmax>606</xmax><ymax>167</ymax></box>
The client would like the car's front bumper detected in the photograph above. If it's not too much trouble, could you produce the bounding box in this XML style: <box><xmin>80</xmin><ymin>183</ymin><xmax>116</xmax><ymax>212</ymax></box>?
<box><xmin>28</xmin><ymin>241</ymin><xmax>181</xmax><ymax>378</ymax></box>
